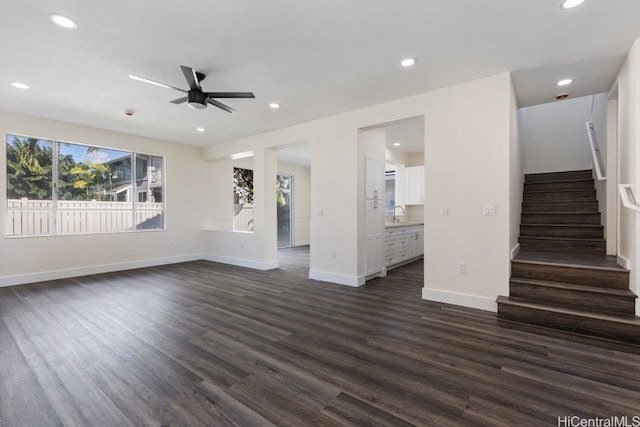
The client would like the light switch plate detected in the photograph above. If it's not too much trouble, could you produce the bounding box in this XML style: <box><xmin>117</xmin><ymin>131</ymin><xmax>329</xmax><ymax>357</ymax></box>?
<box><xmin>483</xmin><ymin>205</ymin><xmax>496</xmax><ymax>216</ymax></box>
<box><xmin>440</xmin><ymin>206</ymin><xmax>449</xmax><ymax>216</ymax></box>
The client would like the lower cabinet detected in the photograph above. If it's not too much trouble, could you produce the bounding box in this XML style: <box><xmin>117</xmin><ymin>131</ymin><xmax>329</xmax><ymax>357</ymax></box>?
<box><xmin>385</xmin><ymin>225</ymin><xmax>424</xmax><ymax>269</ymax></box>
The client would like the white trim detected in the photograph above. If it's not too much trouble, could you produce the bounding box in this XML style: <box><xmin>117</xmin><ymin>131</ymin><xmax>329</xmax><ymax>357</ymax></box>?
<box><xmin>309</xmin><ymin>269</ymin><xmax>365</xmax><ymax>287</ymax></box>
<box><xmin>510</xmin><ymin>243</ymin><xmax>520</xmax><ymax>260</ymax></box>
<box><xmin>203</xmin><ymin>254</ymin><xmax>278</xmax><ymax>271</ymax></box>
<box><xmin>0</xmin><ymin>254</ymin><xmax>202</xmax><ymax>288</ymax></box>
<box><xmin>422</xmin><ymin>287</ymin><xmax>497</xmax><ymax>312</ymax></box>
<box><xmin>617</xmin><ymin>254</ymin><xmax>631</xmax><ymax>270</ymax></box>
<box><xmin>294</xmin><ymin>240</ymin><xmax>310</xmax><ymax>247</ymax></box>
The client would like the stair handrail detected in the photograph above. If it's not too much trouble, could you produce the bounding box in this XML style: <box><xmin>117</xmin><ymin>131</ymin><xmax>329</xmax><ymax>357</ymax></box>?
<box><xmin>619</xmin><ymin>184</ymin><xmax>640</xmax><ymax>213</ymax></box>
<box><xmin>585</xmin><ymin>121</ymin><xmax>606</xmax><ymax>181</ymax></box>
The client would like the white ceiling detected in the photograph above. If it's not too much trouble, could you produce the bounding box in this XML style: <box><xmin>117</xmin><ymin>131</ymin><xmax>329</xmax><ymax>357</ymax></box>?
<box><xmin>1</xmin><ymin>1</ymin><xmax>639</xmax><ymax>148</ymax></box>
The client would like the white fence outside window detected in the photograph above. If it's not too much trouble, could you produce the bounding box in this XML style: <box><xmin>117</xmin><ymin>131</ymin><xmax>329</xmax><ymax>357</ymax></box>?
<box><xmin>7</xmin><ymin>198</ymin><xmax>163</xmax><ymax>236</ymax></box>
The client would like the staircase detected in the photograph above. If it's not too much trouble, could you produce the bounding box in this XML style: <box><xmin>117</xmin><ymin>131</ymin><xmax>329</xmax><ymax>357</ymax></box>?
<box><xmin>497</xmin><ymin>170</ymin><xmax>640</xmax><ymax>344</ymax></box>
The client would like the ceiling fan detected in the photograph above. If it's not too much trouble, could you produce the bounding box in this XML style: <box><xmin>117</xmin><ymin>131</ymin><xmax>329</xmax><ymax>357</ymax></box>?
<box><xmin>129</xmin><ymin>65</ymin><xmax>255</xmax><ymax>113</ymax></box>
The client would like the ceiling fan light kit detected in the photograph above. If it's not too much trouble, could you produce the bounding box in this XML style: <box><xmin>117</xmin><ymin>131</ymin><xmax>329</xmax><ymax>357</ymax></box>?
<box><xmin>187</xmin><ymin>91</ymin><xmax>207</xmax><ymax>110</ymax></box>
<box><xmin>131</xmin><ymin>65</ymin><xmax>255</xmax><ymax>113</ymax></box>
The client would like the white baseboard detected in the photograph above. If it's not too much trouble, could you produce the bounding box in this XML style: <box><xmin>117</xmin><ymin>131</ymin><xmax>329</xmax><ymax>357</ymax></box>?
<box><xmin>511</xmin><ymin>243</ymin><xmax>520</xmax><ymax>260</ymax></box>
<box><xmin>617</xmin><ymin>255</ymin><xmax>631</xmax><ymax>270</ymax></box>
<box><xmin>0</xmin><ymin>254</ymin><xmax>203</xmax><ymax>288</ymax></box>
<box><xmin>295</xmin><ymin>241</ymin><xmax>310</xmax><ymax>247</ymax></box>
<box><xmin>422</xmin><ymin>287</ymin><xmax>497</xmax><ymax>312</ymax></box>
<box><xmin>309</xmin><ymin>269</ymin><xmax>365</xmax><ymax>287</ymax></box>
<box><xmin>203</xmin><ymin>254</ymin><xmax>278</xmax><ymax>271</ymax></box>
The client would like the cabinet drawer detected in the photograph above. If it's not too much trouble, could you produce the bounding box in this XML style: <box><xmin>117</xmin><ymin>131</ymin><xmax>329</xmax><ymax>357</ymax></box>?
<box><xmin>385</xmin><ymin>253</ymin><xmax>399</xmax><ymax>265</ymax></box>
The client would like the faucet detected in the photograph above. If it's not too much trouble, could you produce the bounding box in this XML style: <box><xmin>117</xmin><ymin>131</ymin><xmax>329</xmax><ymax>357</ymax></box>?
<box><xmin>392</xmin><ymin>205</ymin><xmax>405</xmax><ymax>223</ymax></box>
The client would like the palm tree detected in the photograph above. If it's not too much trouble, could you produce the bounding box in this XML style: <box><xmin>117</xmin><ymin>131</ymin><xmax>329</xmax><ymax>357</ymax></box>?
<box><xmin>6</xmin><ymin>135</ymin><xmax>52</xmax><ymax>199</ymax></box>
<box><xmin>70</xmin><ymin>162</ymin><xmax>110</xmax><ymax>199</ymax></box>
<box><xmin>13</xmin><ymin>136</ymin><xmax>45</xmax><ymax>174</ymax></box>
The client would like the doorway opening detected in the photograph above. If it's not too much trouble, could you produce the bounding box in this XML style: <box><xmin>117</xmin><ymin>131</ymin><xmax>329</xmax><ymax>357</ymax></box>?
<box><xmin>277</xmin><ymin>173</ymin><xmax>294</xmax><ymax>248</ymax></box>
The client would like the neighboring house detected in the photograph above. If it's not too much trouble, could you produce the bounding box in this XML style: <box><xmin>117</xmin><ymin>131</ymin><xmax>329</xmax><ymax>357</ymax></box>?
<box><xmin>103</xmin><ymin>154</ymin><xmax>163</xmax><ymax>203</ymax></box>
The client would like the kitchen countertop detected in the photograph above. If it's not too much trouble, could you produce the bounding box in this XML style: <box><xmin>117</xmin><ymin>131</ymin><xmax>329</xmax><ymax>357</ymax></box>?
<box><xmin>385</xmin><ymin>222</ymin><xmax>424</xmax><ymax>228</ymax></box>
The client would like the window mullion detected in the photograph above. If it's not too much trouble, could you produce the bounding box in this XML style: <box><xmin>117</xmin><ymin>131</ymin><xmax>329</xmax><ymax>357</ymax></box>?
<box><xmin>131</xmin><ymin>153</ymin><xmax>136</xmax><ymax>231</ymax></box>
<box><xmin>52</xmin><ymin>141</ymin><xmax>59</xmax><ymax>235</ymax></box>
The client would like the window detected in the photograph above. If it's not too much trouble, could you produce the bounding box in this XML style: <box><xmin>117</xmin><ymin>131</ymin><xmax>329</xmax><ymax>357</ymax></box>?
<box><xmin>6</xmin><ymin>134</ymin><xmax>164</xmax><ymax>236</ymax></box>
<box><xmin>233</xmin><ymin>167</ymin><xmax>253</xmax><ymax>232</ymax></box>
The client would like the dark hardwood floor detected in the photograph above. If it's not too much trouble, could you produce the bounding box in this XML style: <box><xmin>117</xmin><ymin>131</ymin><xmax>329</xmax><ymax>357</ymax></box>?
<box><xmin>1</xmin><ymin>246</ymin><xmax>639</xmax><ymax>426</ymax></box>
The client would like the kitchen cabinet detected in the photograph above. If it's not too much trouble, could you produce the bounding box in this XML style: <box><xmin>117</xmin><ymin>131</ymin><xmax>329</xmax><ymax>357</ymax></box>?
<box><xmin>385</xmin><ymin>224</ymin><xmax>424</xmax><ymax>269</ymax></box>
<box><xmin>405</xmin><ymin>165</ymin><xmax>424</xmax><ymax>205</ymax></box>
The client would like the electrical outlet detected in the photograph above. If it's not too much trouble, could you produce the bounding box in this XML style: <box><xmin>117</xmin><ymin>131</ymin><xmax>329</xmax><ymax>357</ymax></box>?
<box><xmin>330</xmin><ymin>250</ymin><xmax>337</xmax><ymax>260</ymax></box>
<box><xmin>457</xmin><ymin>262</ymin><xmax>466</xmax><ymax>274</ymax></box>
<box><xmin>440</xmin><ymin>206</ymin><xmax>449</xmax><ymax>216</ymax></box>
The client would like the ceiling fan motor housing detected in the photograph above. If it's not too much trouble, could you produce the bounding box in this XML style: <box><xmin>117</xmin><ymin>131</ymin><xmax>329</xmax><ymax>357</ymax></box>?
<box><xmin>187</xmin><ymin>91</ymin><xmax>207</xmax><ymax>109</ymax></box>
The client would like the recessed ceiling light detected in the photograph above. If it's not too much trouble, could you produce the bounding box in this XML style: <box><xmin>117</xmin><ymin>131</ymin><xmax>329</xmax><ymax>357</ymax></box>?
<box><xmin>269</xmin><ymin>103</ymin><xmax>280</xmax><ymax>109</ymax></box>
<box><xmin>393</xmin><ymin>142</ymin><xmax>401</xmax><ymax>147</ymax></box>
<box><xmin>196</xmin><ymin>128</ymin><xmax>205</xmax><ymax>132</ymax></box>
<box><xmin>50</xmin><ymin>14</ymin><xmax>77</xmax><ymax>29</ymax></box>
<box><xmin>561</xmin><ymin>0</ymin><xmax>586</xmax><ymax>9</ymax></box>
<box><xmin>10</xmin><ymin>82</ymin><xmax>29</xmax><ymax>89</ymax></box>
<box><xmin>557</xmin><ymin>78</ymin><xmax>573</xmax><ymax>86</ymax></box>
<box><xmin>401</xmin><ymin>58</ymin><xmax>416</xmax><ymax>67</ymax></box>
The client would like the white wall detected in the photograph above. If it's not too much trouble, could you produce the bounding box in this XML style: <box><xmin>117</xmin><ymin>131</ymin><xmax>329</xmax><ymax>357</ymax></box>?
<box><xmin>510</xmin><ymin>81</ymin><xmax>523</xmax><ymax>257</ymax></box>
<box><xmin>422</xmin><ymin>74</ymin><xmax>514</xmax><ymax>311</ymax></box>
<box><xmin>521</xmin><ymin>94</ymin><xmax>607</xmax><ymax>174</ymax></box>
<box><xmin>202</xmin><ymin>148</ymin><xmax>279</xmax><ymax>270</ymax></box>
<box><xmin>203</xmin><ymin>72</ymin><xmax>515</xmax><ymax>309</ymax></box>
<box><xmin>277</xmin><ymin>162</ymin><xmax>311</xmax><ymax>246</ymax></box>
<box><xmin>404</xmin><ymin>152</ymin><xmax>425</xmax><ymax>223</ymax></box>
<box><xmin>616</xmin><ymin>38</ymin><xmax>640</xmax><ymax>315</ymax></box>
<box><xmin>0</xmin><ymin>110</ymin><xmax>208</xmax><ymax>286</ymax></box>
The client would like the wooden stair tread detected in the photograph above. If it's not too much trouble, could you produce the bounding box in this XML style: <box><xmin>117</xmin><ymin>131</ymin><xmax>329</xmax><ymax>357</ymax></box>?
<box><xmin>521</xmin><ymin>224</ymin><xmax>602</xmax><ymax>228</ymax></box>
<box><xmin>522</xmin><ymin>212</ymin><xmax>600</xmax><ymax>215</ymax></box>
<box><xmin>519</xmin><ymin>236</ymin><xmax>604</xmax><ymax>242</ymax></box>
<box><xmin>513</xmin><ymin>250</ymin><xmax>627</xmax><ymax>271</ymax></box>
<box><xmin>497</xmin><ymin>296</ymin><xmax>640</xmax><ymax>324</ymax></box>
<box><xmin>519</xmin><ymin>236</ymin><xmax>602</xmax><ymax>239</ymax></box>
<box><xmin>510</xmin><ymin>277</ymin><xmax>637</xmax><ymax>297</ymax></box>
<box><xmin>524</xmin><ymin>189</ymin><xmax>594</xmax><ymax>193</ymax></box>
<box><xmin>524</xmin><ymin>170</ymin><xmax>592</xmax><ymax>182</ymax></box>
<box><xmin>521</xmin><ymin>212</ymin><xmax>600</xmax><ymax>216</ymax></box>
<box><xmin>525</xmin><ymin>178</ymin><xmax>593</xmax><ymax>184</ymax></box>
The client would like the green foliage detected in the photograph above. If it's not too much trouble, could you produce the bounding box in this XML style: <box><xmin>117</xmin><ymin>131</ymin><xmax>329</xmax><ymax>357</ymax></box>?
<box><xmin>276</xmin><ymin>175</ymin><xmax>290</xmax><ymax>207</ymax></box>
<box><xmin>70</xmin><ymin>162</ymin><xmax>110</xmax><ymax>199</ymax></box>
<box><xmin>57</xmin><ymin>154</ymin><xmax>86</xmax><ymax>200</ymax></box>
<box><xmin>6</xmin><ymin>136</ymin><xmax>111</xmax><ymax>201</ymax></box>
<box><xmin>6</xmin><ymin>136</ymin><xmax>53</xmax><ymax>200</ymax></box>
<box><xmin>233</xmin><ymin>167</ymin><xmax>254</xmax><ymax>205</ymax></box>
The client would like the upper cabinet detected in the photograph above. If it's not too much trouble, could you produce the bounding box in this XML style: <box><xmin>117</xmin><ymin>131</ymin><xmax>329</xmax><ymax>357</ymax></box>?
<box><xmin>365</xmin><ymin>155</ymin><xmax>384</xmax><ymax>200</ymax></box>
<box><xmin>405</xmin><ymin>165</ymin><xmax>424</xmax><ymax>205</ymax></box>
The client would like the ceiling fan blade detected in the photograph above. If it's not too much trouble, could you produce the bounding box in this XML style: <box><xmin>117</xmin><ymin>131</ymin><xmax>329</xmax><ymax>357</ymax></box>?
<box><xmin>207</xmin><ymin>98</ymin><xmax>236</xmax><ymax>113</ymax></box>
<box><xmin>180</xmin><ymin>65</ymin><xmax>201</xmax><ymax>91</ymax></box>
<box><xmin>129</xmin><ymin>74</ymin><xmax>186</xmax><ymax>92</ymax></box>
<box><xmin>203</xmin><ymin>92</ymin><xmax>255</xmax><ymax>99</ymax></box>
<box><xmin>170</xmin><ymin>96</ymin><xmax>188</xmax><ymax>104</ymax></box>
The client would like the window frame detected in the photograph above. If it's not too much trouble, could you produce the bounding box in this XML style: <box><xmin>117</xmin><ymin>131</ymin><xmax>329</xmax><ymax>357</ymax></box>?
<box><xmin>5</xmin><ymin>133</ymin><xmax>166</xmax><ymax>238</ymax></box>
